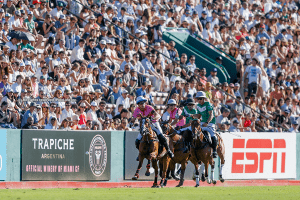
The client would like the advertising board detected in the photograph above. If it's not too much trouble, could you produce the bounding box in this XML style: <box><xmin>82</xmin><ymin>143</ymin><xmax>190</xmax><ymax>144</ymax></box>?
<box><xmin>22</xmin><ymin>130</ymin><xmax>111</xmax><ymax>181</ymax></box>
<box><xmin>0</xmin><ymin>129</ymin><xmax>7</xmax><ymax>180</ymax></box>
<box><xmin>222</xmin><ymin>132</ymin><xmax>296</xmax><ymax>179</ymax></box>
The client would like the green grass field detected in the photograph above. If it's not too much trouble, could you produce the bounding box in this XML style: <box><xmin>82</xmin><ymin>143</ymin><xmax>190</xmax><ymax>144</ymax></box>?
<box><xmin>1</xmin><ymin>186</ymin><xmax>300</xmax><ymax>200</ymax></box>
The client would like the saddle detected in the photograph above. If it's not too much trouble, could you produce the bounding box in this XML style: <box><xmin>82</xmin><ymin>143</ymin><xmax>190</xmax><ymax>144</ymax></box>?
<box><xmin>202</xmin><ymin>130</ymin><xmax>212</xmax><ymax>145</ymax></box>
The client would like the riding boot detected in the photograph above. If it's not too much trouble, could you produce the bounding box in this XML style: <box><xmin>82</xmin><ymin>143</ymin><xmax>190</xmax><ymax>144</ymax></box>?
<box><xmin>135</xmin><ymin>139</ymin><xmax>140</xmax><ymax>150</ymax></box>
<box><xmin>135</xmin><ymin>139</ymin><xmax>141</xmax><ymax>161</ymax></box>
<box><xmin>211</xmin><ymin>136</ymin><xmax>218</xmax><ymax>158</ymax></box>
<box><xmin>183</xmin><ymin>141</ymin><xmax>190</xmax><ymax>153</ymax></box>
<box><xmin>158</xmin><ymin>134</ymin><xmax>174</xmax><ymax>158</ymax></box>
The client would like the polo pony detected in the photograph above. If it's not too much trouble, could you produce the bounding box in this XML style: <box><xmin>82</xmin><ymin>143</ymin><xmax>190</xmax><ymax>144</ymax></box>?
<box><xmin>189</xmin><ymin>120</ymin><xmax>225</xmax><ymax>187</ymax></box>
<box><xmin>160</xmin><ymin>122</ymin><xmax>190</xmax><ymax>187</ymax></box>
<box><xmin>132</xmin><ymin>117</ymin><xmax>172</xmax><ymax>188</ymax></box>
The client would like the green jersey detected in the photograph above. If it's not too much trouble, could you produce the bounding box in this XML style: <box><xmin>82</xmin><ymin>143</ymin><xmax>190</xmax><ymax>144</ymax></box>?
<box><xmin>196</xmin><ymin>102</ymin><xmax>216</xmax><ymax>124</ymax></box>
<box><xmin>181</xmin><ymin>106</ymin><xmax>198</xmax><ymax>124</ymax></box>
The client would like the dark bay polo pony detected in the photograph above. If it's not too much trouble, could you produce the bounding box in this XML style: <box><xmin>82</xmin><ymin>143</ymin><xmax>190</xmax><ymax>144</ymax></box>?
<box><xmin>132</xmin><ymin>117</ymin><xmax>173</xmax><ymax>188</ymax></box>
<box><xmin>189</xmin><ymin>120</ymin><xmax>225</xmax><ymax>187</ymax></box>
<box><xmin>161</xmin><ymin>122</ymin><xmax>190</xmax><ymax>187</ymax></box>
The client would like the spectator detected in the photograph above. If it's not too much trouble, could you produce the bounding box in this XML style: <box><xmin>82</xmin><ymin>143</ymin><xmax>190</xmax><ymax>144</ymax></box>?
<box><xmin>21</xmin><ymin>102</ymin><xmax>38</xmax><ymax>128</ymax></box>
<box><xmin>216</xmin><ymin>108</ymin><xmax>230</xmax><ymax>130</ymax></box>
<box><xmin>207</xmin><ymin>68</ymin><xmax>219</xmax><ymax>85</ymax></box>
<box><xmin>22</xmin><ymin>116</ymin><xmax>38</xmax><ymax>129</ymax></box>
<box><xmin>231</xmin><ymin>95</ymin><xmax>244</xmax><ymax>118</ymax></box>
<box><xmin>59</xmin><ymin>118</ymin><xmax>71</xmax><ymax>130</ymax></box>
<box><xmin>228</xmin><ymin>119</ymin><xmax>240</xmax><ymax>132</ymax></box>
<box><xmin>87</xmin><ymin>101</ymin><xmax>98</xmax><ymax>122</ymax></box>
<box><xmin>0</xmin><ymin>75</ymin><xmax>11</xmax><ymax>96</ymax></box>
<box><xmin>289</xmin><ymin>121</ymin><xmax>299</xmax><ymax>132</ymax></box>
<box><xmin>113</xmin><ymin>108</ymin><xmax>129</xmax><ymax>120</ymax></box>
<box><xmin>45</xmin><ymin>116</ymin><xmax>58</xmax><ymax>129</ymax></box>
<box><xmin>61</xmin><ymin>101</ymin><xmax>73</xmax><ymax>121</ymax></box>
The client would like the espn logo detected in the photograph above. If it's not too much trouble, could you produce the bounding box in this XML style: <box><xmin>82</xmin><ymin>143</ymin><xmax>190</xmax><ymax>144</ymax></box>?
<box><xmin>231</xmin><ymin>139</ymin><xmax>286</xmax><ymax>174</ymax></box>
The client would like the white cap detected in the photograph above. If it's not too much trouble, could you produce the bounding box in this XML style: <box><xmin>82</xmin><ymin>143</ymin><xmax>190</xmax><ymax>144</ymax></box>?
<box><xmin>196</xmin><ymin>91</ymin><xmax>206</xmax><ymax>98</ymax></box>
<box><xmin>80</xmin><ymin>103</ymin><xmax>86</xmax><ymax>107</ymax></box>
<box><xmin>28</xmin><ymin>11</ymin><xmax>33</xmax><ymax>15</ymax></box>
<box><xmin>121</xmin><ymin>89</ymin><xmax>128</xmax><ymax>94</ymax></box>
<box><xmin>100</xmin><ymin>40</ymin><xmax>107</xmax><ymax>45</ymax></box>
<box><xmin>91</xmin><ymin>101</ymin><xmax>98</xmax><ymax>106</ymax></box>
<box><xmin>240</xmin><ymin>46</ymin><xmax>246</xmax><ymax>50</ymax></box>
<box><xmin>25</xmin><ymin>60</ymin><xmax>31</xmax><ymax>65</ymax></box>
<box><xmin>160</xmin><ymin>16</ymin><xmax>166</xmax><ymax>21</ymax></box>
<box><xmin>72</xmin><ymin>115</ymin><xmax>79</xmax><ymax>121</ymax></box>
<box><xmin>167</xmin><ymin>99</ymin><xmax>177</xmax><ymax>105</ymax></box>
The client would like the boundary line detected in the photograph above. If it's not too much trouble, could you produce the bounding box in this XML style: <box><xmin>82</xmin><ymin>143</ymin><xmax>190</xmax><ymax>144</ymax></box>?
<box><xmin>0</xmin><ymin>180</ymin><xmax>300</xmax><ymax>189</ymax></box>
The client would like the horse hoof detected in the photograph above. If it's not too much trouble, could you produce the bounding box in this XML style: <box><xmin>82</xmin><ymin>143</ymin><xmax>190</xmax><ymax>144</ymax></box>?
<box><xmin>201</xmin><ymin>174</ymin><xmax>205</xmax><ymax>182</ymax></box>
<box><xmin>195</xmin><ymin>184</ymin><xmax>199</xmax><ymax>188</ymax></box>
<box><xmin>163</xmin><ymin>180</ymin><xmax>168</xmax><ymax>187</ymax></box>
<box><xmin>151</xmin><ymin>185</ymin><xmax>161</xmax><ymax>188</ymax></box>
<box><xmin>145</xmin><ymin>172</ymin><xmax>151</xmax><ymax>176</ymax></box>
<box><xmin>219</xmin><ymin>175</ymin><xmax>225</xmax><ymax>183</ymax></box>
<box><xmin>207</xmin><ymin>179</ymin><xmax>212</xmax><ymax>184</ymax></box>
<box><xmin>176</xmin><ymin>181</ymin><xmax>184</xmax><ymax>187</ymax></box>
<box><xmin>212</xmin><ymin>180</ymin><xmax>217</xmax><ymax>185</ymax></box>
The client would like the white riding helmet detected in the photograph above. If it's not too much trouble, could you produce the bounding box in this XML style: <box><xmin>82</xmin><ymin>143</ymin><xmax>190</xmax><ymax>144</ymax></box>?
<box><xmin>136</xmin><ymin>96</ymin><xmax>147</xmax><ymax>104</ymax></box>
<box><xmin>167</xmin><ymin>99</ymin><xmax>177</xmax><ymax>105</ymax></box>
<box><xmin>196</xmin><ymin>91</ymin><xmax>206</xmax><ymax>98</ymax></box>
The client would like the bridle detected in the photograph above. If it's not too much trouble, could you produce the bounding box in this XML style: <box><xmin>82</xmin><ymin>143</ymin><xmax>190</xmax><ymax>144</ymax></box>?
<box><xmin>140</xmin><ymin>117</ymin><xmax>151</xmax><ymax>136</ymax></box>
<box><xmin>191</xmin><ymin>120</ymin><xmax>207</xmax><ymax>149</ymax></box>
<box><xmin>161</xmin><ymin>121</ymin><xmax>170</xmax><ymax>135</ymax></box>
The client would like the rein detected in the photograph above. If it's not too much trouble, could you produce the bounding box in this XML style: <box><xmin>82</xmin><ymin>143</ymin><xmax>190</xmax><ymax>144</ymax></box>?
<box><xmin>140</xmin><ymin>118</ymin><xmax>157</xmax><ymax>143</ymax></box>
<box><xmin>192</xmin><ymin>126</ymin><xmax>209</xmax><ymax>150</ymax></box>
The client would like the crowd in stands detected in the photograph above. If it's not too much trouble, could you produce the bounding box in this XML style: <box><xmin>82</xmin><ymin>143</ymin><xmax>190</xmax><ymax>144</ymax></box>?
<box><xmin>0</xmin><ymin>0</ymin><xmax>299</xmax><ymax>132</ymax></box>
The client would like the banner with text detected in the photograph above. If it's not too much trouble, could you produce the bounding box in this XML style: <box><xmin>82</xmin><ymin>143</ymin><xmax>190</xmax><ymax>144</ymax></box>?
<box><xmin>222</xmin><ymin>132</ymin><xmax>296</xmax><ymax>179</ymax></box>
<box><xmin>22</xmin><ymin>130</ymin><xmax>111</xmax><ymax>181</ymax></box>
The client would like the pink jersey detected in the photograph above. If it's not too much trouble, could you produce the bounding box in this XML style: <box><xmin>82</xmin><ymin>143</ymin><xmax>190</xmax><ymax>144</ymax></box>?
<box><xmin>133</xmin><ymin>105</ymin><xmax>156</xmax><ymax>122</ymax></box>
<box><xmin>170</xmin><ymin>108</ymin><xmax>185</xmax><ymax>127</ymax></box>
